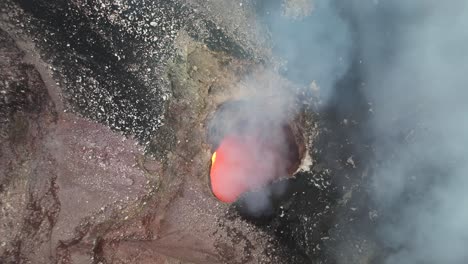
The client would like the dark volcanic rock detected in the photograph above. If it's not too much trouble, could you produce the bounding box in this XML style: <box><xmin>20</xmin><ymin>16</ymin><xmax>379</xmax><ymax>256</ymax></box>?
<box><xmin>0</xmin><ymin>27</ymin><xmax>59</xmax><ymax>263</ymax></box>
<box><xmin>11</xmin><ymin>0</ymin><xmax>188</xmax><ymax>142</ymax></box>
<box><xmin>2</xmin><ymin>0</ymin><xmax>268</xmax><ymax>143</ymax></box>
<box><xmin>0</xmin><ymin>27</ymin><xmax>156</xmax><ymax>263</ymax></box>
<box><xmin>0</xmin><ymin>2</ymin><xmax>283</xmax><ymax>262</ymax></box>
<box><xmin>0</xmin><ymin>0</ymin><xmax>375</xmax><ymax>263</ymax></box>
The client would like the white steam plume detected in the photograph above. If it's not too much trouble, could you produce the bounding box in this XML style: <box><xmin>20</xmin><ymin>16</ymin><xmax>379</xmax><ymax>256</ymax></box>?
<box><xmin>261</xmin><ymin>0</ymin><xmax>468</xmax><ymax>263</ymax></box>
<box><xmin>349</xmin><ymin>1</ymin><xmax>468</xmax><ymax>263</ymax></box>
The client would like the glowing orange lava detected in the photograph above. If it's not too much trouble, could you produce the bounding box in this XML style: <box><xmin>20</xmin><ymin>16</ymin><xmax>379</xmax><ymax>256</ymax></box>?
<box><xmin>211</xmin><ymin>151</ymin><xmax>217</xmax><ymax>165</ymax></box>
<box><xmin>210</xmin><ymin>135</ymin><xmax>284</xmax><ymax>203</ymax></box>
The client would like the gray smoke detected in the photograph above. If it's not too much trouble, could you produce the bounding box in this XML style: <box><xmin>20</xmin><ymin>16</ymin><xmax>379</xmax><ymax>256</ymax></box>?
<box><xmin>208</xmin><ymin>73</ymin><xmax>298</xmax><ymax>213</ymax></box>
<box><xmin>259</xmin><ymin>0</ymin><xmax>352</xmax><ymax>104</ymax></box>
<box><xmin>261</xmin><ymin>0</ymin><xmax>468</xmax><ymax>263</ymax></box>
<box><xmin>351</xmin><ymin>1</ymin><xmax>468</xmax><ymax>263</ymax></box>
<box><xmin>210</xmin><ymin>0</ymin><xmax>352</xmax><ymax>216</ymax></box>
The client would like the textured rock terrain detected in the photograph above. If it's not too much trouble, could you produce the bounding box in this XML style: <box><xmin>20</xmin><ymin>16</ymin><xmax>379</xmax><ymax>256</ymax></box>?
<box><xmin>0</xmin><ymin>1</ymin><xmax>376</xmax><ymax>263</ymax></box>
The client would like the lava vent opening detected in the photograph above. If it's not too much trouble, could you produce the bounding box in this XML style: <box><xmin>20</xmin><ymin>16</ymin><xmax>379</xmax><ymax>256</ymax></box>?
<box><xmin>206</xmin><ymin>99</ymin><xmax>305</xmax><ymax>210</ymax></box>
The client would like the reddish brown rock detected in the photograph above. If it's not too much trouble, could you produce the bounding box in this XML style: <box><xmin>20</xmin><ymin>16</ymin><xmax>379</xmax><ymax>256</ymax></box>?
<box><xmin>0</xmin><ymin>27</ymin><xmax>154</xmax><ymax>263</ymax></box>
<box><xmin>0</xmin><ymin>23</ymin><xmax>279</xmax><ymax>264</ymax></box>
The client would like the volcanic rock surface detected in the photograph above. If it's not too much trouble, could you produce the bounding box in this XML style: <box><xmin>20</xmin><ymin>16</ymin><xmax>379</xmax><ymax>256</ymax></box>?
<box><xmin>0</xmin><ymin>0</ymin><xmax>376</xmax><ymax>263</ymax></box>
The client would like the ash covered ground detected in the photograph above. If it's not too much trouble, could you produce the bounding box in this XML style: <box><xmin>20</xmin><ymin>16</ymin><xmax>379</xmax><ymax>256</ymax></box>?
<box><xmin>2</xmin><ymin>0</ymin><xmax>466</xmax><ymax>264</ymax></box>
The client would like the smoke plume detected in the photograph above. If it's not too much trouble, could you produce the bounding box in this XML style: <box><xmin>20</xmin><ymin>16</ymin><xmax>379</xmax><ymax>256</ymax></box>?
<box><xmin>260</xmin><ymin>0</ymin><xmax>468</xmax><ymax>262</ymax></box>
<box><xmin>257</xmin><ymin>0</ymin><xmax>352</xmax><ymax>104</ymax></box>
<box><xmin>350</xmin><ymin>1</ymin><xmax>468</xmax><ymax>263</ymax></box>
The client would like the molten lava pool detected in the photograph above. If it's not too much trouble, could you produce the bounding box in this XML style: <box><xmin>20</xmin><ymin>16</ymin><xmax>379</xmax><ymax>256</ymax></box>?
<box><xmin>210</xmin><ymin>134</ymin><xmax>294</xmax><ymax>203</ymax></box>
